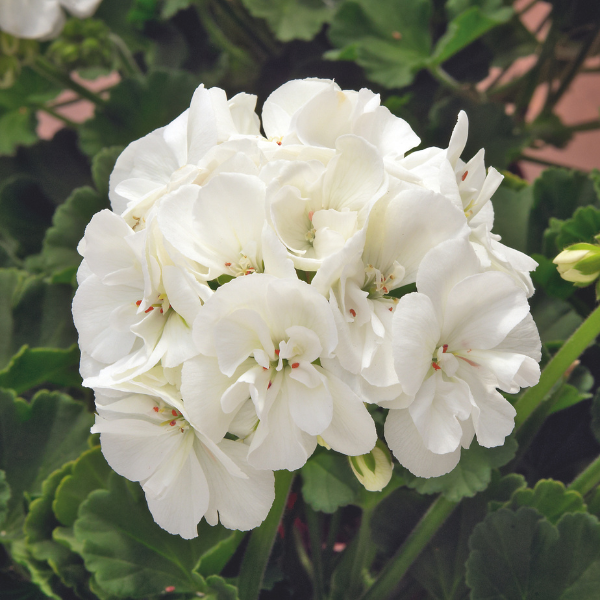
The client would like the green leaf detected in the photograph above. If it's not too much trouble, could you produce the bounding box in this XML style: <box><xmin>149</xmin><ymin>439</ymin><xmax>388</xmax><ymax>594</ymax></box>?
<box><xmin>431</xmin><ymin>4</ymin><xmax>513</xmax><ymax>66</ymax></box>
<box><xmin>401</xmin><ymin>438</ymin><xmax>518</xmax><ymax>502</ymax></box>
<box><xmin>240</xmin><ymin>0</ymin><xmax>339</xmax><ymax>41</ymax></box>
<box><xmin>40</xmin><ymin>187</ymin><xmax>106</xmax><ymax>282</ymax></box>
<box><xmin>0</xmin><ymin>176</ymin><xmax>55</xmax><ymax>259</ymax></box>
<box><xmin>161</xmin><ymin>0</ymin><xmax>195</xmax><ymax>19</ymax></box>
<box><xmin>530</xmin><ymin>254</ymin><xmax>576</xmax><ymax>300</ymax></box>
<box><xmin>554</xmin><ymin>206</ymin><xmax>600</xmax><ymax>251</ymax></box>
<box><xmin>548</xmin><ymin>383</ymin><xmax>592</xmax><ymax>415</ymax></box>
<box><xmin>0</xmin><ymin>110</ymin><xmax>38</xmax><ymax>156</ymax></box>
<box><xmin>53</xmin><ymin>446</ymin><xmax>111</xmax><ymax>527</ymax></box>
<box><xmin>491</xmin><ymin>181</ymin><xmax>533</xmax><ymax>254</ymax></box>
<box><xmin>301</xmin><ymin>450</ymin><xmax>361</xmax><ymax>513</ymax></box>
<box><xmin>529</xmin><ymin>168</ymin><xmax>598</xmax><ymax>256</ymax></box>
<box><xmin>91</xmin><ymin>146</ymin><xmax>123</xmax><ymax>201</ymax></box>
<box><xmin>327</xmin><ymin>0</ymin><xmax>432</xmax><ymax>89</ymax></box>
<box><xmin>0</xmin><ymin>389</ymin><xmax>93</xmax><ymax>539</ymax></box>
<box><xmin>466</xmin><ymin>508</ymin><xmax>600</xmax><ymax>600</ymax></box>
<box><xmin>530</xmin><ymin>296</ymin><xmax>583</xmax><ymax>344</ymax></box>
<box><xmin>74</xmin><ymin>472</ymin><xmax>241</xmax><ymax>598</ymax></box>
<box><xmin>0</xmin><ymin>469</ymin><xmax>10</xmax><ymax>525</ymax></box>
<box><xmin>0</xmin><ymin>345</ymin><xmax>81</xmax><ymax>394</ymax></box>
<box><xmin>510</xmin><ymin>479</ymin><xmax>587</xmax><ymax>525</ymax></box>
<box><xmin>79</xmin><ymin>70</ymin><xmax>201</xmax><ymax>157</ymax></box>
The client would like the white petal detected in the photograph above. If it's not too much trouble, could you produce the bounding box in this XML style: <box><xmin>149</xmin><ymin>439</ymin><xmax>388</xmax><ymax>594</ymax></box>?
<box><xmin>287</xmin><ymin>372</ymin><xmax>333</xmax><ymax>435</ymax></box>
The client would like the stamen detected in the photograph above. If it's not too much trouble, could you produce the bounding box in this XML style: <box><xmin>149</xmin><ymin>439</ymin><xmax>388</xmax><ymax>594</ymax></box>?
<box><xmin>462</xmin><ymin>170</ymin><xmax>468</xmax><ymax>181</ymax></box>
<box><xmin>145</xmin><ymin>306</ymin><xmax>154</xmax><ymax>313</ymax></box>
<box><xmin>263</xmin><ymin>366</ymin><xmax>268</xmax><ymax>371</ymax></box>
<box><xmin>160</xmin><ymin>308</ymin><xmax>163</xmax><ymax>313</ymax></box>
<box><xmin>349</xmin><ymin>309</ymin><xmax>356</xmax><ymax>317</ymax></box>
<box><xmin>153</xmin><ymin>406</ymin><xmax>159</xmax><ymax>412</ymax></box>
<box><xmin>169</xmin><ymin>420</ymin><xmax>176</xmax><ymax>426</ymax></box>
<box><xmin>225</xmin><ymin>262</ymin><xmax>232</xmax><ymax>267</ymax></box>
<box><xmin>276</xmin><ymin>140</ymin><xmax>282</xmax><ymax>146</ymax></box>
<box><xmin>442</xmin><ymin>344</ymin><xmax>448</xmax><ymax>353</ymax></box>
<box><xmin>291</xmin><ymin>362</ymin><xmax>300</xmax><ymax>369</ymax></box>
<box><xmin>267</xmin><ymin>380</ymin><xmax>272</xmax><ymax>390</ymax></box>
<box><xmin>171</xmin><ymin>409</ymin><xmax>178</xmax><ymax>417</ymax></box>
<box><xmin>432</xmin><ymin>362</ymin><xmax>441</xmax><ymax>371</ymax></box>
<box><xmin>275</xmin><ymin>349</ymin><xmax>280</xmax><ymax>355</ymax></box>
<box><xmin>135</xmin><ymin>300</ymin><xmax>142</xmax><ymax>306</ymax></box>
<box><xmin>389</xmin><ymin>307</ymin><xmax>393</xmax><ymax>312</ymax></box>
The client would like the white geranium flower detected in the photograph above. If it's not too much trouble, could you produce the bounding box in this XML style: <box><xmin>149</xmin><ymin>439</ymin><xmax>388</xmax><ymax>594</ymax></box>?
<box><xmin>157</xmin><ymin>173</ymin><xmax>295</xmax><ymax>283</ymax></box>
<box><xmin>92</xmin><ymin>385</ymin><xmax>274</xmax><ymax>538</ymax></box>
<box><xmin>181</xmin><ymin>274</ymin><xmax>377</xmax><ymax>471</ymax></box>
<box><xmin>73</xmin><ymin>210</ymin><xmax>209</xmax><ymax>387</ymax></box>
<box><xmin>266</xmin><ymin>134</ymin><xmax>387</xmax><ymax>271</ymax></box>
<box><xmin>262</xmin><ymin>78</ymin><xmax>420</xmax><ymax>159</ymax></box>
<box><xmin>0</xmin><ymin>0</ymin><xmax>103</xmax><ymax>39</ymax></box>
<box><xmin>110</xmin><ymin>84</ymin><xmax>262</xmax><ymax>228</ymax></box>
<box><xmin>385</xmin><ymin>238</ymin><xmax>541</xmax><ymax>478</ymax></box>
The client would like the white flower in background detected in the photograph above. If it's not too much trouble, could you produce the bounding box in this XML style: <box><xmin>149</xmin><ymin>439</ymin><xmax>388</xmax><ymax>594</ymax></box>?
<box><xmin>92</xmin><ymin>380</ymin><xmax>274</xmax><ymax>538</ymax></box>
<box><xmin>73</xmin><ymin>210</ymin><xmax>209</xmax><ymax>388</ymax></box>
<box><xmin>385</xmin><ymin>238</ymin><xmax>541</xmax><ymax>478</ymax></box>
<box><xmin>181</xmin><ymin>274</ymin><xmax>377</xmax><ymax>471</ymax></box>
<box><xmin>266</xmin><ymin>134</ymin><xmax>387</xmax><ymax>271</ymax></box>
<box><xmin>110</xmin><ymin>84</ymin><xmax>262</xmax><ymax>228</ymax></box>
<box><xmin>0</xmin><ymin>0</ymin><xmax>103</xmax><ymax>40</ymax></box>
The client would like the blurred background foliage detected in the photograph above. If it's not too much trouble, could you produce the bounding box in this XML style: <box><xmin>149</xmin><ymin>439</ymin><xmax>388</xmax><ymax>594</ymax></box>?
<box><xmin>1</xmin><ymin>1</ymin><xmax>600</xmax><ymax>599</ymax></box>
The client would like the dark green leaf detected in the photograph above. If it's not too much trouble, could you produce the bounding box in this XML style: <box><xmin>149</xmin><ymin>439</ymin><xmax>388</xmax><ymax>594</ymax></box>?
<box><xmin>431</xmin><ymin>5</ymin><xmax>513</xmax><ymax>66</ymax></box>
<box><xmin>0</xmin><ymin>345</ymin><xmax>80</xmax><ymax>394</ymax></box>
<box><xmin>241</xmin><ymin>0</ymin><xmax>339</xmax><ymax>41</ymax></box>
<box><xmin>162</xmin><ymin>0</ymin><xmax>195</xmax><ymax>19</ymax></box>
<box><xmin>530</xmin><ymin>254</ymin><xmax>576</xmax><ymax>300</ymax></box>
<box><xmin>0</xmin><ymin>389</ymin><xmax>93</xmax><ymax>539</ymax></box>
<box><xmin>530</xmin><ymin>296</ymin><xmax>583</xmax><ymax>344</ymax></box>
<box><xmin>91</xmin><ymin>146</ymin><xmax>123</xmax><ymax>201</ymax></box>
<box><xmin>548</xmin><ymin>383</ymin><xmax>592</xmax><ymax>415</ymax></box>
<box><xmin>53</xmin><ymin>446</ymin><xmax>111</xmax><ymax>528</ymax></box>
<box><xmin>466</xmin><ymin>508</ymin><xmax>600</xmax><ymax>600</ymax></box>
<box><xmin>327</xmin><ymin>0</ymin><xmax>432</xmax><ymax>89</ymax></box>
<box><xmin>79</xmin><ymin>70</ymin><xmax>201</xmax><ymax>157</ymax></box>
<box><xmin>554</xmin><ymin>206</ymin><xmax>600</xmax><ymax>251</ymax></box>
<box><xmin>301</xmin><ymin>450</ymin><xmax>361</xmax><ymax>513</ymax></box>
<box><xmin>0</xmin><ymin>468</ymin><xmax>10</xmax><ymax>526</ymax></box>
<box><xmin>401</xmin><ymin>438</ymin><xmax>518</xmax><ymax>502</ymax></box>
<box><xmin>0</xmin><ymin>110</ymin><xmax>38</xmax><ymax>156</ymax></box>
<box><xmin>510</xmin><ymin>479</ymin><xmax>587</xmax><ymax>525</ymax></box>
<box><xmin>74</xmin><ymin>472</ymin><xmax>241</xmax><ymax>598</ymax></box>
<box><xmin>491</xmin><ymin>180</ymin><xmax>534</xmax><ymax>254</ymax></box>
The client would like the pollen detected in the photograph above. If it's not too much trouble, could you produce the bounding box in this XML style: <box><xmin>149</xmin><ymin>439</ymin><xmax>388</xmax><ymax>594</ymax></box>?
<box><xmin>432</xmin><ymin>362</ymin><xmax>441</xmax><ymax>371</ymax></box>
<box><xmin>442</xmin><ymin>344</ymin><xmax>448</xmax><ymax>353</ymax></box>
<box><xmin>349</xmin><ymin>308</ymin><xmax>356</xmax><ymax>317</ymax></box>
<box><xmin>153</xmin><ymin>406</ymin><xmax>159</xmax><ymax>412</ymax></box>
<box><xmin>389</xmin><ymin>307</ymin><xmax>393</xmax><ymax>311</ymax></box>
<box><xmin>276</xmin><ymin>140</ymin><xmax>282</xmax><ymax>146</ymax></box>
<box><xmin>135</xmin><ymin>300</ymin><xmax>142</xmax><ymax>306</ymax></box>
<box><xmin>145</xmin><ymin>306</ymin><xmax>154</xmax><ymax>313</ymax></box>
<box><xmin>291</xmin><ymin>362</ymin><xmax>300</xmax><ymax>369</ymax></box>
<box><xmin>462</xmin><ymin>170</ymin><xmax>468</xmax><ymax>181</ymax></box>
<box><xmin>267</xmin><ymin>380</ymin><xmax>272</xmax><ymax>390</ymax></box>
<box><xmin>171</xmin><ymin>409</ymin><xmax>178</xmax><ymax>416</ymax></box>
<box><xmin>225</xmin><ymin>262</ymin><xmax>232</xmax><ymax>267</ymax></box>
<box><xmin>275</xmin><ymin>349</ymin><xmax>280</xmax><ymax>355</ymax></box>
<box><xmin>169</xmin><ymin>420</ymin><xmax>176</xmax><ymax>426</ymax></box>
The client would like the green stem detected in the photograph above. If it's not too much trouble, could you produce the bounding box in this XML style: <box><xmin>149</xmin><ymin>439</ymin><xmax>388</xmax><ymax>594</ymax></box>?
<box><xmin>347</xmin><ymin>506</ymin><xmax>375</xmax><ymax>599</ymax></box>
<box><xmin>32</xmin><ymin>56</ymin><xmax>107</xmax><ymax>107</ymax></box>
<box><xmin>323</xmin><ymin>509</ymin><xmax>341</xmax><ymax>578</ymax></box>
<box><xmin>238</xmin><ymin>470</ymin><xmax>294</xmax><ymax>600</ymax></box>
<box><xmin>428</xmin><ymin>66</ymin><xmax>482</xmax><ymax>102</ymax></box>
<box><xmin>568</xmin><ymin>455</ymin><xmax>600</xmax><ymax>496</ymax></box>
<box><xmin>567</xmin><ymin>119</ymin><xmax>600</xmax><ymax>133</ymax></box>
<box><xmin>517</xmin><ymin>153</ymin><xmax>574</xmax><ymax>170</ymax></box>
<box><xmin>109</xmin><ymin>33</ymin><xmax>143</xmax><ymax>77</ymax></box>
<box><xmin>305</xmin><ymin>506</ymin><xmax>324</xmax><ymax>600</ymax></box>
<box><xmin>514</xmin><ymin>303</ymin><xmax>600</xmax><ymax>429</ymax></box>
<box><xmin>359</xmin><ymin>496</ymin><xmax>457</xmax><ymax>600</ymax></box>
<box><xmin>37</xmin><ymin>105</ymin><xmax>78</xmax><ymax>128</ymax></box>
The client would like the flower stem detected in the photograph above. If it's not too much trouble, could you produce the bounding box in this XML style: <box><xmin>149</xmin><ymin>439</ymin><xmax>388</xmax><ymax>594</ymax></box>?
<box><xmin>568</xmin><ymin>455</ymin><xmax>600</xmax><ymax>496</ymax></box>
<box><xmin>32</xmin><ymin>56</ymin><xmax>107</xmax><ymax>107</ymax></box>
<box><xmin>238</xmin><ymin>470</ymin><xmax>294</xmax><ymax>600</ymax></box>
<box><xmin>346</xmin><ymin>506</ymin><xmax>375</xmax><ymax>599</ymax></box>
<box><xmin>305</xmin><ymin>506</ymin><xmax>324</xmax><ymax>600</ymax></box>
<box><xmin>514</xmin><ymin>303</ymin><xmax>600</xmax><ymax>429</ymax></box>
<box><xmin>359</xmin><ymin>496</ymin><xmax>457</xmax><ymax>600</ymax></box>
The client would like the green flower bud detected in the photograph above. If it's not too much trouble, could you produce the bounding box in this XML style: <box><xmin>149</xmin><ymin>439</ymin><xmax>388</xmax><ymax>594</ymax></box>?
<box><xmin>349</xmin><ymin>439</ymin><xmax>393</xmax><ymax>492</ymax></box>
<box><xmin>553</xmin><ymin>243</ymin><xmax>600</xmax><ymax>286</ymax></box>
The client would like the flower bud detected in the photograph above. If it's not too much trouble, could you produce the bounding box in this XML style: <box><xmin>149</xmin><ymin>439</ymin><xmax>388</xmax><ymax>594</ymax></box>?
<box><xmin>349</xmin><ymin>440</ymin><xmax>393</xmax><ymax>492</ymax></box>
<box><xmin>553</xmin><ymin>243</ymin><xmax>600</xmax><ymax>285</ymax></box>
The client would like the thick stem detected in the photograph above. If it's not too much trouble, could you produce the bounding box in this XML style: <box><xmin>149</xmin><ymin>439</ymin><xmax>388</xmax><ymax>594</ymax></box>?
<box><xmin>347</xmin><ymin>506</ymin><xmax>375</xmax><ymax>599</ymax></box>
<box><xmin>515</xmin><ymin>304</ymin><xmax>600</xmax><ymax>429</ymax></box>
<box><xmin>359</xmin><ymin>496</ymin><xmax>457</xmax><ymax>600</ymax></box>
<box><xmin>32</xmin><ymin>56</ymin><xmax>107</xmax><ymax>107</ymax></box>
<box><xmin>238</xmin><ymin>470</ymin><xmax>294</xmax><ymax>600</ymax></box>
<box><xmin>305</xmin><ymin>506</ymin><xmax>324</xmax><ymax>600</ymax></box>
<box><xmin>568</xmin><ymin>455</ymin><xmax>600</xmax><ymax>496</ymax></box>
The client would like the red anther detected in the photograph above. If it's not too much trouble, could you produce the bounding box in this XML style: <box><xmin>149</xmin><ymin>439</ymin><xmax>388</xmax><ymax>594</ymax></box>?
<box><xmin>225</xmin><ymin>262</ymin><xmax>232</xmax><ymax>267</ymax></box>
<box><xmin>287</xmin><ymin>492</ymin><xmax>298</xmax><ymax>510</ymax></box>
<box><xmin>171</xmin><ymin>409</ymin><xmax>178</xmax><ymax>417</ymax></box>
<box><xmin>245</xmin><ymin>270</ymin><xmax>253</xmax><ymax>275</ymax></box>
<box><xmin>382</xmin><ymin>287</ymin><xmax>388</xmax><ymax>294</ymax></box>
<box><xmin>442</xmin><ymin>344</ymin><xmax>448</xmax><ymax>353</ymax></box>
<box><xmin>180</xmin><ymin>428</ymin><xmax>185</xmax><ymax>433</ymax></box>
<box><xmin>145</xmin><ymin>306</ymin><xmax>154</xmax><ymax>313</ymax></box>
<box><xmin>263</xmin><ymin>366</ymin><xmax>268</xmax><ymax>371</ymax></box>
<box><xmin>275</xmin><ymin>349</ymin><xmax>280</xmax><ymax>355</ymax></box>
<box><xmin>308</xmin><ymin>211</ymin><xmax>314</xmax><ymax>221</ymax></box>
<box><xmin>165</xmin><ymin>586</ymin><xmax>175</xmax><ymax>593</ymax></box>
<box><xmin>276</xmin><ymin>140</ymin><xmax>282</xmax><ymax>146</ymax></box>
<box><xmin>267</xmin><ymin>380</ymin><xmax>272</xmax><ymax>390</ymax></box>
<box><xmin>153</xmin><ymin>406</ymin><xmax>159</xmax><ymax>412</ymax></box>
<box><xmin>432</xmin><ymin>362</ymin><xmax>441</xmax><ymax>371</ymax></box>
<box><xmin>349</xmin><ymin>308</ymin><xmax>356</xmax><ymax>317</ymax></box>
<box><xmin>389</xmin><ymin>307</ymin><xmax>393</xmax><ymax>312</ymax></box>
<box><xmin>160</xmin><ymin>308</ymin><xmax>163</xmax><ymax>313</ymax></box>
<box><xmin>135</xmin><ymin>300</ymin><xmax>142</xmax><ymax>306</ymax></box>
<box><xmin>169</xmin><ymin>420</ymin><xmax>176</xmax><ymax>426</ymax></box>
<box><xmin>291</xmin><ymin>362</ymin><xmax>300</xmax><ymax>369</ymax></box>
<box><xmin>462</xmin><ymin>170</ymin><xmax>468</xmax><ymax>181</ymax></box>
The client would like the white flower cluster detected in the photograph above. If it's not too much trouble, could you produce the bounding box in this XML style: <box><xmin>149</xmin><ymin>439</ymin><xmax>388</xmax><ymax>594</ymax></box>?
<box><xmin>0</xmin><ymin>0</ymin><xmax>103</xmax><ymax>40</ymax></box>
<box><xmin>73</xmin><ymin>78</ymin><xmax>541</xmax><ymax>538</ymax></box>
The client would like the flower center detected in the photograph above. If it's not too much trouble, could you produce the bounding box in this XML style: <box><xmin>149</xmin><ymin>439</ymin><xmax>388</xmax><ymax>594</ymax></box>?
<box><xmin>152</xmin><ymin>403</ymin><xmax>190</xmax><ymax>434</ymax></box>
